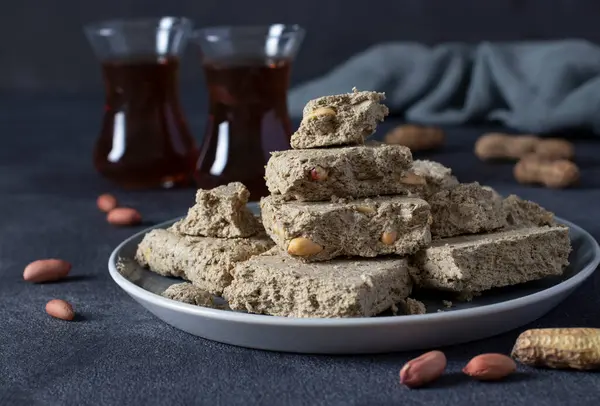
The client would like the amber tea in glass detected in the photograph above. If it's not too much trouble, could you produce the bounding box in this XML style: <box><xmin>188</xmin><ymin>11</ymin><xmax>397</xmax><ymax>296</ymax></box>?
<box><xmin>85</xmin><ymin>17</ymin><xmax>198</xmax><ymax>189</ymax></box>
<box><xmin>193</xmin><ymin>25</ymin><xmax>305</xmax><ymax>200</ymax></box>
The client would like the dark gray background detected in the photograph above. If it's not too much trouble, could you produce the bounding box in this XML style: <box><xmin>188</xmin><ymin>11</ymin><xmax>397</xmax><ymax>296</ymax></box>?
<box><xmin>3</xmin><ymin>0</ymin><xmax>600</xmax><ymax>92</ymax></box>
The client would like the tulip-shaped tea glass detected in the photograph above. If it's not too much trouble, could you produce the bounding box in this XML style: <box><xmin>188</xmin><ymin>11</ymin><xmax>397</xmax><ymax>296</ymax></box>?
<box><xmin>85</xmin><ymin>17</ymin><xmax>198</xmax><ymax>189</ymax></box>
<box><xmin>192</xmin><ymin>24</ymin><xmax>305</xmax><ymax>199</ymax></box>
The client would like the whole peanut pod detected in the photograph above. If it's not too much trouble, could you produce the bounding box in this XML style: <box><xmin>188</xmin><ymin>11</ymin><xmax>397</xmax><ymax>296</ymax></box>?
<box><xmin>385</xmin><ymin>124</ymin><xmax>444</xmax><ymax>151</ymax></box>
<box><xmin>513</xmin><ymin>157</ymin><xmax>579</xmax><ymax>188</ymax></box>
<box><xmin>512</xmin><ymin>328</ymin><xmax>600</xmax><ymax>370</ymax></box>
<box><xmin>475</xmin><ymin>133</ymin><xmax>539</xmax><ymax>160</ymax></box>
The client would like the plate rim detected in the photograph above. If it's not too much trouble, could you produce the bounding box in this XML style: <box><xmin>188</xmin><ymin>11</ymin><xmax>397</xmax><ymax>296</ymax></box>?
<box><xmin>108</xmin><ymin>216</ymin><xmax>600</xmax><ymax>327</ymax></box>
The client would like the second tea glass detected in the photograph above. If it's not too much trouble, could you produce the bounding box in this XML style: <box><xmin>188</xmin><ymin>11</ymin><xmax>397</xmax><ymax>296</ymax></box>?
<box><xmin>192</xmin><ymin>24</ymin><xmax>305</xmax><ymax>200</ymax></box>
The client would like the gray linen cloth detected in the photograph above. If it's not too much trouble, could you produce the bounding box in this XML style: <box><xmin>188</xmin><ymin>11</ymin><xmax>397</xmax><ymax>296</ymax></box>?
<box><xmin>288</xmin><ymin>40</ymin><xmax>600</xmax><ymax>134</ymax></box>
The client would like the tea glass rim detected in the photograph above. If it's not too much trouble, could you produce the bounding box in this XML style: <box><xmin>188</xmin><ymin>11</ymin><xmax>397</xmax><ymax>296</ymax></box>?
<box><xmin>84</xmin><ymin>16</ymin><xmax>193</xmax><ymax>36</ymax></box>
<box><xmin>193</xmin><ymin>24</ymin><xmax>305</xmax><ymax>41</ymax></box>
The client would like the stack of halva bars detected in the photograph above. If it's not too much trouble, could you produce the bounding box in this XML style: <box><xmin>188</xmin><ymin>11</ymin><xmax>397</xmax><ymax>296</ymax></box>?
<box><xmin>134</xmin><ymin>89</ymin><xmax>572</xmax><ymax>318</ymax></box>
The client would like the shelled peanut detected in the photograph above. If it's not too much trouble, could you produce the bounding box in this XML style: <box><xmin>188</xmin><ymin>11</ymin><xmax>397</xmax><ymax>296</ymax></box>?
<box><xmin>463</xmin><ymin>354</ymin><xmax>516</xmax><ymax>380</ymax></box>
<box><xmin>512</xmin><ymin>328</ymin><xmax>600</xmax><ymax>370</ymax></box>
<box><xmin>475</xmin><ymin>133</ymin><xmax>574</xmax><ymax>161</ymax></box>
<box><xmin>23</xmin><ymin>259</ymin><xmax>71</xmax><ymax>283</ymax></box>
<box><xmin>46</xmin><ymin>299</ymin><xmax>76</xmax><ymax>321</ymax></box>
<box><xmin>107</xmin><ymin>207</ymin><xmax>142</xmax><ymax>226</ymax></box>
<box><xmin>513</xmin><ymin>156</ymin><xmax>579</xmax><ymax>188</ymax></box>
<box><xmin>399</xmin><ymin>351</ymin><xmax>447</xmax><ymax>388</ymax></box>
<box><xmin>97</xmin><ymin>193</ymin><xmax>118</xmax><ymax>212</ymax></box>
<box><xmin>385</xmin><ymin>124</ymin><xmax>445</xmax><ymax>151</ymax></box>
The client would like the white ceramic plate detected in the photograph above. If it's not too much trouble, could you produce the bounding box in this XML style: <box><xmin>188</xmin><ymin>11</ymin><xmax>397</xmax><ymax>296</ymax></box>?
<box><xmin>108</xmin><ymin>207</ymin><xmax>600</xmax><ymax>354</ymax></box>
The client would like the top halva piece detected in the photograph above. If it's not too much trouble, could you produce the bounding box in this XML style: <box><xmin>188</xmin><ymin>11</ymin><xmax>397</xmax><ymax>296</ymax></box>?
<box><xmin>290</xmin><ymin>88</ymin><xmax>389</xmax><ymax>149</ymax></box>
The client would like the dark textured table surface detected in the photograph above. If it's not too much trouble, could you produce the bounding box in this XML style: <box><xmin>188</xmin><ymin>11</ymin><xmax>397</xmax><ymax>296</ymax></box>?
<box><xmin>2</xmin><ymin>93</ymin><xmax>600</xmax><ymax>406</ymax></box>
